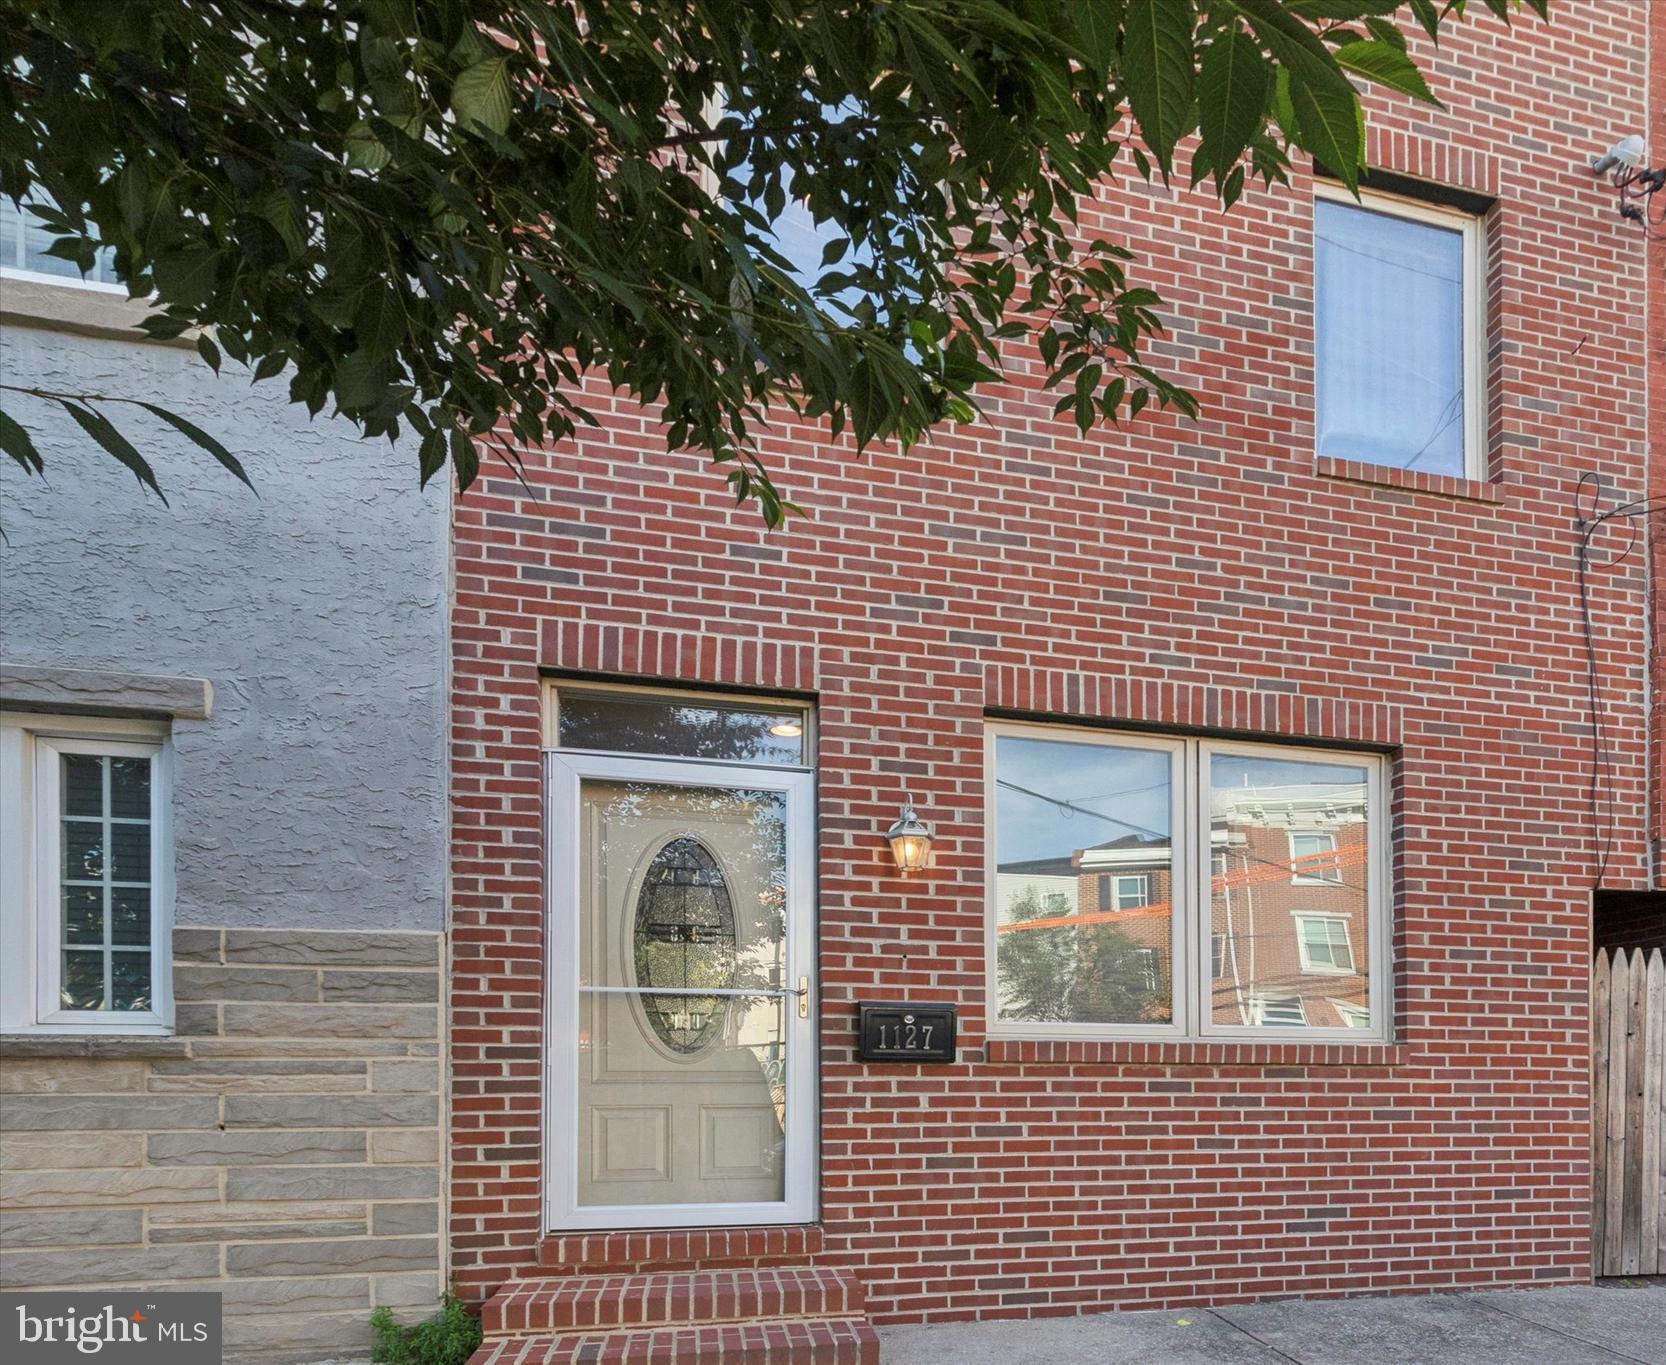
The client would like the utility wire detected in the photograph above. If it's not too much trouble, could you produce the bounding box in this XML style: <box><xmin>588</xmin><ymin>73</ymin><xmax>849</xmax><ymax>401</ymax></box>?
<box><xmin>995</xmin><ymin>777</ymin><xmax>1369</xmax><ymax>893</ymax></box>
<box><xmin>1573</xmin><ymin>473</ymin><xmax>1666</xmax><ymax>889</ymax></box>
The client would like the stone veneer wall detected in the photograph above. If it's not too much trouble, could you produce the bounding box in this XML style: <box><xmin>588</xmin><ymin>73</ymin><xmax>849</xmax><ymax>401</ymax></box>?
<box><xmin>0</xmin><ymin>927</ymin><xmax>444</xmax><ymax>1364</ymax></box>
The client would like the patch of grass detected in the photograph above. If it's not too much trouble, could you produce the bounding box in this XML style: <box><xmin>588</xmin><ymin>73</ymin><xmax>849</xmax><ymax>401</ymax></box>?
<box><xmin>369</xmin><ymin>1295</ymin><xmax>482</xmax><ymax>1365</ymax></box>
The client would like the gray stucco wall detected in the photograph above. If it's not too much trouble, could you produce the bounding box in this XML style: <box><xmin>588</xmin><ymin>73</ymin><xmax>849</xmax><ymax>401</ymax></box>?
<box><xmin>0</xmin><ymin>317</ymin><xmax>448</xmax><ymax>933</ymax></box>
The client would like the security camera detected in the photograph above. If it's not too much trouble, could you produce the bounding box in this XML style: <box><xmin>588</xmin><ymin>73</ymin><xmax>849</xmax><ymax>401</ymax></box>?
<box><xmin>1591</xmin><ymin>134</ymin><xmax>1646</xmax><ymax>175</ymax></box>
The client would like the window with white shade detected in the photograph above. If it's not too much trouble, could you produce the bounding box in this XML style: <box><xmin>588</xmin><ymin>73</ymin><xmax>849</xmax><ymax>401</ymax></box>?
<box><xmin>1314</xmin><ymin>181</ymin><xmax>1486</xmax><ymax>480</ymax></box>
<box><xmin>0</xmin><ymin>714</ymin><xmax>173</xmax><ymax>1033</ymax></box>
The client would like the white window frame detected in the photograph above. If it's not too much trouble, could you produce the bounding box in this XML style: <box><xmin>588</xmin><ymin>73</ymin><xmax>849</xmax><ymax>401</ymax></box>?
<box><xmin>1249</xmin><ymin>993</ymin><xmax>1308</xmax><ymax>1027</ymax></box>
<box><xmin>0</xmin><ymin>713</ymin><xmax>174</xmax><ymax>1035</ymax></box>
<box><xmin>1294</xmin><ymin>912</ymin><xmax>1356</xmax><ymax>975</ymax></box>
<box><xmin>1312</xmin><ymin>179</ymin><xmax>1488</xmax><ymax>482</ymax></box>
<box><xmin>1332</xmin><ymin>999</ymin><xmax>1372</xmax><ymax>1029</ymax></box>
<box><xmin>1100</xmin><ymin>872</ymin><xmax>1150</xmax><ymax>912</ymax></box>
<box><xmin>1289</xmin><ymin>829</ymin><xmax>1342</xmax><ymax>884</ymax></box>
<box><xmin>986</xmin><ymin>723</ymin><xmax>1391</xmax><ymax>1044</ymax></box>
<box><xmin>986</xmin><ymin>722</ymin><xmax>1189</xmax><ymax>1042</ymax></box>
<box><xmin>543</xmin><ymin>679</ymin><xmax>814</xmax><ymax>767</ymax></box>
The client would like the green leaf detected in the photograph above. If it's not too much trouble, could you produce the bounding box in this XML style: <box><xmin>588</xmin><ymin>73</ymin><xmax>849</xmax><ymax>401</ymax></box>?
<box><xmin>1285</xmin><ymin>0</ymin><xmax>1404</xmax><ymax>17</ymax></box>
<box><xmin>355</xmin><ymin>283</ymin><xmax>409</xmax><ymax>357</ymax></box>
<box><xmin>449</xmin><ymin>427</ymin><xmax>479</xmax><ymax>489</ymax></box>
<box><xmin>251</xmin><ymin>352</ymin><xmax>287</xmax><ymax>382</ymax></box>
<box><xmin>0</xmin><ymin>407</ymin><xmax>44</xmax><ymax>474</ymax></box>
<box><xmin>1230</xmin><ymin>0</ymin><xmax>1346</xmax><ymax>68</ymax></box>
<box><xmin>1198</xmin><ymin>29</ymin><xmax>1270</xmax><ymax>187</ymax></box>
<box><xmin>151</xmin><ymin>247</ymin><xmax>220</xmax><ymax>307</ymax></box>
<box><xmin>1123</xmin><ymin>0</ymin><xmax>1197</xmax><ymax>177</ymax></box>
<box><xmin>1287</xmin><ymin>68</ymin><xmax>1363</xmax><ymax>184</ymax></box>
<box><xmin>1270</xmin><ymin>66</ymin><xmax>1296</xmax><ymax>139</ymax></box>
<box><xmin>334</xmin><ymin>350</ymin><xmax>390</xmax><ymax>411</ymax></box>
<box><xmin>136</xmin><ymin>402</ymin><xmax>255</xmax><ymax>490</ymax></box>
<box><xmin>1335</xmin><ymin>40</ymin><xmax>1440</xmax><ymax>104</ymax></box>
<box><xmin>451</xmin><ymin>58</ymin><xmax>512</xmax><ymax>137</ymax></box>
<box><xmin>60</xmin><ymin>401</ymin><xmax>166</xmax><ymax>503</ymax></box>
<box><xmin>417</xmin><ymin>428</ymin><xmax>446</xmax><ymax>486</ymax></box>
<box><xmin>1364</xmin><ymin>16</ymin><xmax>1408</xmax><ymax>50</ymax></box>
<box><xmin>1407</xmin><ymin>0</ymin><xmax>1441</xmax><ymax>40</ymax></box>
<box><xmin>344</xmin><ymin>121</ymin><xmax>392</xmax><ymax>170</ymax></box>
<box><xmin>1072</xmin><ymin>0</ymin><xmax>1122</xmax><ymax>78</ymax></box>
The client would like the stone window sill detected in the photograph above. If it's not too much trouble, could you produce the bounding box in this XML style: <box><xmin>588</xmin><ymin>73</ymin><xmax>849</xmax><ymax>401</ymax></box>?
<box><xmin>0</xmin><ymin>663</ymin><xmax>213</xmax><ymax>720</ymax></box>
<box><xmin>984</xmin><ymin>1037</ymin><xmax>1410</xmax><ymax>1068</ymax></box>
<box><xmin>0</xmin><ymin>273</ymin><xmax>181</xmax><ymax>345</ymax></box>
<box><xmin>0</xmin><ymin>1032</ymin><xmax>190</xmax><ymax>1059</ymax></box>
<box><xmin>1314</xmin><ymin>455</ymin><xmax>1504</xmax><ymax>504</ymax></box>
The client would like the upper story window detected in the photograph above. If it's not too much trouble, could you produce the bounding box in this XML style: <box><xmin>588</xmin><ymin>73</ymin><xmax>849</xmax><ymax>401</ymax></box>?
<box><xmin>988</xmin><ymin>723</ymin><xmax>1389</xmax><ymax>1042</ymax></box>
<box><xmin>0</xmin><ymin>713</ymin><xmax>174</xmax><ymax>1034</ymax></box>
<box><xmin>1295</xmin><ymin>914</ymin><xmax>1355</xmax><ymax>975</ymax></box>
<box><xmin>1289</xmin><ymin>830</ymin><xmax>1342</xmax><ymax>884</ymax></box>
<box><xmin>1</xmin><ymin>196</ymin><xmax>121</xmax><ymax>291</ymax></box>
<box><xmin>546</xmin><ymin>682</ymin><xmax>812</xmax><ymax>768</ymax></box>
<box><xmin>1313</xmin><ymin>180</ymin><xmax>1487</xmax><ymax>480</ymax></box>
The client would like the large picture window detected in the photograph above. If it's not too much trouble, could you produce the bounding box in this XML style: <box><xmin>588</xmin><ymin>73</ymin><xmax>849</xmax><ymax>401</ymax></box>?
<box><xmin>987</xmin><ymin>725</ymin><xmax>1389</xmax><ymax>1042</ymax></box>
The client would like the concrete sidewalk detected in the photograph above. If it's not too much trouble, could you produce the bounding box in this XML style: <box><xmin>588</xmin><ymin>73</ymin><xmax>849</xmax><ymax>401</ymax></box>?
<box><xmin>877</xmin><ymin>1283</ymin><xmax>1666</xmax><ymax>1364</ymax></box>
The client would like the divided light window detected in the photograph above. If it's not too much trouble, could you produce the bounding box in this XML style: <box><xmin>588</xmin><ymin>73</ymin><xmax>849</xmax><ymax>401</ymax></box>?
<box><xmin>0</xmin><ymin>714</ymin><xmax>173</xmax><ymax>1034</ymax></box>
<box><xmin>1313</xmin><ymin>180</ymin><xmax>1486</xmax><ymax>480</ymax></box>
<box><xmin>987</xmin><ymin>724</ymin><xmax>1388</xmax><ymax>1042</ymax></box>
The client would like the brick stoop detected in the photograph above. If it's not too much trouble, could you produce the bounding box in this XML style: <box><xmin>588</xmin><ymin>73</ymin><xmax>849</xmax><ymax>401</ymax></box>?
<box><xmin>537</xmin><ymin>1225</ymin><xmax>823</xmax><ymax>1274</ymax></box>
<box><xmin>469</xmin><ymin>1268</ymin><xmax>876</xmax><ymax>1365</ymax></box>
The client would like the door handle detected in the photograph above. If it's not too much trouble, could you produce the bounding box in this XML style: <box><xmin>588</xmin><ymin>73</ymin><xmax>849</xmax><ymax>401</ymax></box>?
<box><xmin>797</xmin><ymin>975</ymin><xmax>810</xmax><ymax>1019</ymax></box>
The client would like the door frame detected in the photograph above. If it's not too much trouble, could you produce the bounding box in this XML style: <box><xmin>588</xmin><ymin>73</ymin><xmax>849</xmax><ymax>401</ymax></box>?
<box><xmin>544</xmin><ymin>750</ymin><xmax>818</xmax><ymax>1231</ymax></box>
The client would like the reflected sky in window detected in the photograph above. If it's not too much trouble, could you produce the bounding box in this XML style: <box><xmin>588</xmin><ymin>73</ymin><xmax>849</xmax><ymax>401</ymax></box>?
<box><xmin>995</xmin><ymin>735</ymin><xmax>1169</xmax><ymax>867</ymax></box>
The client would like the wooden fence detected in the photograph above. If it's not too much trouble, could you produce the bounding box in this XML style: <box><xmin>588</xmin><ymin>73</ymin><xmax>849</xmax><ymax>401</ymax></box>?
<box><xmin>1592</xmin><ymin>946</ymin><xmax>1666</xmax><ymax>1276</ymax></box>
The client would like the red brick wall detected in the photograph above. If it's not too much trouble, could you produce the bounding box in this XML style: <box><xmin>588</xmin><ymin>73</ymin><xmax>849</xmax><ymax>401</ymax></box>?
<box><xmin>1649</xmin><ymin>0</ymin><xmax>1666</xmax><ymax>887</ymax></box>
<box><xmin>449</xmin><ymin>4</ymin><xmax>1657</xmax><ymax>1320</ymax></box>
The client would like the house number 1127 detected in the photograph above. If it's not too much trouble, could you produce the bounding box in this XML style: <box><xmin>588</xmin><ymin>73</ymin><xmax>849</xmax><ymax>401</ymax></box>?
<box><xmin>877</xmin><ymin>1016</ymin><xmax>932</xmax><ymax>1050</ymax></box>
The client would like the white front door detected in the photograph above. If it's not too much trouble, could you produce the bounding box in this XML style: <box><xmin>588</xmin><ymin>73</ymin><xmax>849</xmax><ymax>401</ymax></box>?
<box><xmin>546</xmin><ymin>753</ymin><xmax>816</xmax><ymax>1229</ymax></box>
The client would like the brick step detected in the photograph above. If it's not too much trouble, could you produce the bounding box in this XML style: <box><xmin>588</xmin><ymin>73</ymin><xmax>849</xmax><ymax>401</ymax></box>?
<box><xmin>483</xmin><ymin>1268</ymin><xmax>866</xmax><ymax>1337</ymax></box>
<box><xmin>467</xmin><ymin>1316</ymin><xmax>879</xmax><ymax>1365</ymax></box>
<box><xmin>538</xmin><ymin>1225</ymin><xmax>823</xmax><ymax>1274</ymax></box>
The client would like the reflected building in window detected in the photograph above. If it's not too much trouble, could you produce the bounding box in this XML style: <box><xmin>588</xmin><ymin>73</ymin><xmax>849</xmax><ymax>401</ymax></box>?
<box><xmin>1207</xmin><ymin>782</ymin><xmax>1370</xmax><ymax>1030</ymax></box>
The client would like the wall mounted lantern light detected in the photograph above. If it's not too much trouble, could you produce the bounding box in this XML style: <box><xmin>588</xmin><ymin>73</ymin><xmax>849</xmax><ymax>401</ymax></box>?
<box><xmin>885</xmin><ymin>796</ymin><xmax>934</xmax><ymax>873</ymax></box>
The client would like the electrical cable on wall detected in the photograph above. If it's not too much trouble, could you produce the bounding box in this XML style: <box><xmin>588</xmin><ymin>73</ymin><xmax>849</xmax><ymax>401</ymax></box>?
<box><xmin>1573</xmin><ymin>472</ymin><xmax>1665</xmax><ymax>888</ymax></box>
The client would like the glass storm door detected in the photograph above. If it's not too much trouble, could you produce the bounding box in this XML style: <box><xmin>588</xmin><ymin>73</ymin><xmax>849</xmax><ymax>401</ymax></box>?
<box><xmin>546</xmin><ymin>753</ymin><xmax>816</xmax><ymax>1229</ymax></box>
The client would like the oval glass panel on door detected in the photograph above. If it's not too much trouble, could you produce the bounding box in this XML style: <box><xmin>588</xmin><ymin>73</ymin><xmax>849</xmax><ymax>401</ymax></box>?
<box><xmin>545</xmin><ymin>716</ymin><xmax>815</xmax><ymax>1231</ymax></box>
<box><xmin>633</xmin><ymin>835</ymin><xmax>740</xmax><ymax>1057</ymax></box>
